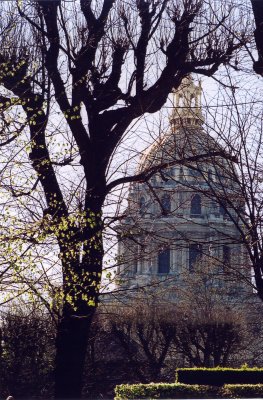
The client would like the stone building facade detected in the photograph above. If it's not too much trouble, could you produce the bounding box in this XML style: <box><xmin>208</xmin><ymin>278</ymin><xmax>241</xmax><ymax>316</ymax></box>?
<box><xmin>116</xmin><ymin>77</ymin><xmax>249</xmax><ymax>302</ymax></box>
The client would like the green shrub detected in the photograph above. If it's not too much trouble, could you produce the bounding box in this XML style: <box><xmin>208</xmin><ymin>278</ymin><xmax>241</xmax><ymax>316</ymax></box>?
<box><xmin>223</xmin><ymin>384</ymin><xmax>263</xmax><ymax>398</ymax></box>
<box><xmin>176</xmin><ymin>367</ymin><xmax>263</xmax><ymax>385</ymax></box>
<box><xmin>115</xmin><ymin>382</ymin><xmax>263</xmax><ymax>399</ymax></box>
<box><xmin>115</xmin><ymin>383</ymin><xmax>221</xmax><ymax>399</ymax></box>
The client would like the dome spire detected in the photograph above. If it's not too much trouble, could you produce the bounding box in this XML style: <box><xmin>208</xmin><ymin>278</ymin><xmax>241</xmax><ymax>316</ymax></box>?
<box><xmin>169</xmin><ymin>76</ymin><xmax>204</xmax><ymax>128</ymax></box>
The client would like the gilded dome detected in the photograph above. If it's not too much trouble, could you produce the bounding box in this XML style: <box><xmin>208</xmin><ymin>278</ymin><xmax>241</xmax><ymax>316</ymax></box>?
<box><xmin>138</xmin><ymin>77</ymin><xmax>233</xmax><ymax>184</ymax></box>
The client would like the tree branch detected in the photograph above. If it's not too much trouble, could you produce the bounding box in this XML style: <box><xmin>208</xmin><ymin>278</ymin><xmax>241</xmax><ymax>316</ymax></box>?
<box><xmin>106</xmin><ymin>151</ymin><xmax>237</xmax><ymax>194</ymax></box>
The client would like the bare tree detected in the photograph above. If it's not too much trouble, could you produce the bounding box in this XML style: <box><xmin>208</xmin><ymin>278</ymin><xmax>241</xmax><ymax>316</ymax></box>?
<box><xmin>183</xmin><ymin>83</ymin><xmax>263</xmax><ymax>302</ymax></box>
<box><xmin>175</xmin><ymin>257</ymin><xmax>249</xmax><ymax>367</ymax></box>
<box><xmin>175</xmin><ymin>312</ymin><xmax>246</xmax><ymax>367</ymax></box>
<box><xmin>108</xmin><ymin>301</ymin><xmax>177</xmax><ymax>382</ymax></box>
<box><xmin>150</xmin><ymin>79</ymin><xmax>263</xmax><ymax>305</ymax></box>
<box><xmin>0</xmin><ymin>1</ymin><xmax>250</xmax><ymax>397</ymax></box>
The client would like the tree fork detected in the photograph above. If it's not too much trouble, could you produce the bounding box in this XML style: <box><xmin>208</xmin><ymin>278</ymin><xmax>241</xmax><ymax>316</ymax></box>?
<box><xmin>55</xmin><ymin>207</ymin><xmax>104</xmax><ymax>398</ymax></box>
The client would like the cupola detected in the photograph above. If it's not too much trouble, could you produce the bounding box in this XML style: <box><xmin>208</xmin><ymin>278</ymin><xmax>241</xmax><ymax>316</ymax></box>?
<box><xmin>169</xmin><ymin>76</ymin><xmax>204</xmax><ymax>128</ymax></box>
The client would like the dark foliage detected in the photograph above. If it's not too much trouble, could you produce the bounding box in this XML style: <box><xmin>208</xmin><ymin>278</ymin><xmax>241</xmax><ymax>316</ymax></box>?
<box><xmin>177</xmin><ymin>367</ymin><xmax>263</xmax><ymax>386</ymax></box>
<box><xmin>0</xmin><ymin>309</ymin><xmax>56</xmax><ymax>398</ymax></box>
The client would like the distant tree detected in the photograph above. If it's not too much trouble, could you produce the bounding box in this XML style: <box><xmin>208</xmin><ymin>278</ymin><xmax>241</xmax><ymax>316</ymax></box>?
<box><xmin>108</xmin><ymin>301</ymin><xmax>178</xmax><ymax>382</ymax></box>
<box><xmin>175</xmin><ymin>257</ymin><xmax>248</xmax><ymax>367</ymax></box>
<box><xmin>175</xmin><ymin>315</ymin><xmax>245</xmax><ymax>367</ymax></box>
<box><xmin>103</xmin><ymin>295</ymin><xmax>249</xmax><ymax>380</ymax></box>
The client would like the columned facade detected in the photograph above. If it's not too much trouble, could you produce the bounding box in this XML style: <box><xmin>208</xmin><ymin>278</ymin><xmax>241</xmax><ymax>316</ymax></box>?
<box><xmin>116</xmin><ymin>77</ymin><xmax>249</xmax><ymax>302</ymax></box>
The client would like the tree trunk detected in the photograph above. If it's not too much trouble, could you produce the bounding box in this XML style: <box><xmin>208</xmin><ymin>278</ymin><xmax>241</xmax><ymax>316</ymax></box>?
<box><xmin>251</xmin><ymin>0</ymin><xmax>263</xmax><ymax>76</ymax></box>
<box><xmin>54</xmin><ymin>204</ymin><xmax>104</xmax><ymax>399</ymax></box>
<box><xmin>54</xmin><ymin>308</ymin><xmax>95</xmax><ymax>399</ymax></box>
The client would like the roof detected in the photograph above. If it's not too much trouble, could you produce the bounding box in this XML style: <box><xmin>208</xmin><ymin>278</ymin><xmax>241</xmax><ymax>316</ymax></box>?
<box><xmin>138</xmin><ymin>125</ymin><xmax>227</xmax><ymax>173</ymax></box>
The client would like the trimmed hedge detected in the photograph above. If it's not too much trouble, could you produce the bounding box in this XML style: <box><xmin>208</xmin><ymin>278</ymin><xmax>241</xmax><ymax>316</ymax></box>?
<box><xmin>224</xmin><ymin>384</ymin><xmax>263</xmax><ymax>398</ymax></box>
<box><xmin>115</xmin><ymin>382</ymin><xmax>263</xmax><ymax>399</ymax></box>
<box><xmin>176</xmin><ymin>367</ymin><xmax>263</xmax><ymax>385</ymax></box>
<box><xmin>115</xmin><ymin>383</ymin><xmax>220</xmax><ymax>399</ymax></box>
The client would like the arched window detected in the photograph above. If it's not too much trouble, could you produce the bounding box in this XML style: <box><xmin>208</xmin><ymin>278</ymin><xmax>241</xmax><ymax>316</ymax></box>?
<box><xmin>189</xmin><ymin>243</ymin><xmax>202</xmax><ymax>272</ymax></box>
<box><xmin>223</xmin><ymin>245</ymin><xmax>231</xmax><ymax>265</ymax></box>
<box><xmin>191</xmin><ymin>194</ymin><xmax>201</xmax><ymax>216</ymax></box>
<box><xmin>158</xmin><ymin>248</ymin><xmax>170</xmax><ymax>274</ymax></box>
<box><xmin>139</xmin><ymin>196</ymin><xmax>146</xmax><ymax>216</ymax></box>
<box><xmin>161</xmin><ymin>193</ymin><xmax>171</xmax><ymax>215</ymax></box>
<box><xmin>219</xmin><ymin>201</ymin><xmax>228</xmax><ymax>219</ymax></box>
